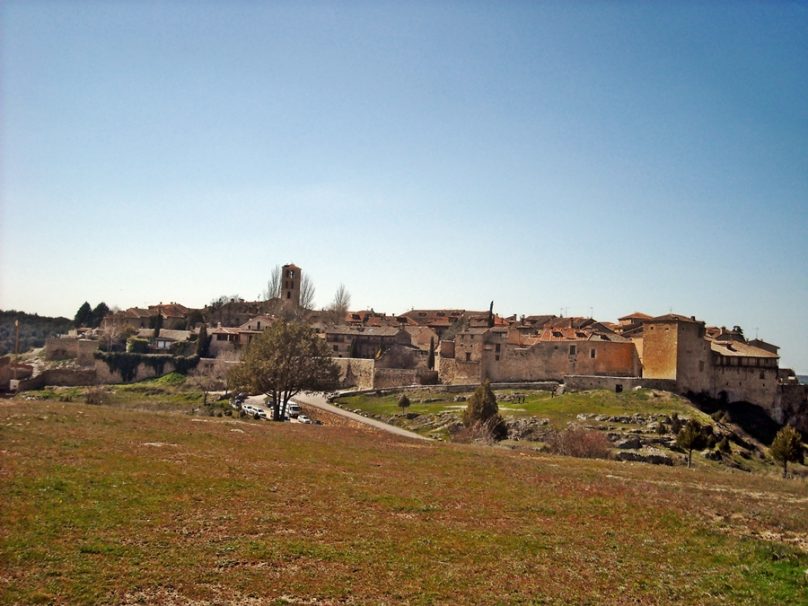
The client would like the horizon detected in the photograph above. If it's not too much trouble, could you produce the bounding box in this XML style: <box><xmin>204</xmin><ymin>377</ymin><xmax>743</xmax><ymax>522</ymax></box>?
<box><xmin>1</xmin><ymin>2</ymin><xmax>806</xmax><ymax>373</ymax></box>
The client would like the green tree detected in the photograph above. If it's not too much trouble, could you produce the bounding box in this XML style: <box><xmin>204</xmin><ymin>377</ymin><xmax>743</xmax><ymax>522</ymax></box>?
<box><xmin>90</xmin><ymin>302</ymin><xmax>110</xmax><ymax>328</ymax></box>
<box><xmin>398</xmin><ymin>393</ymin><xmax>411</xmax><ymax>415</ymax></box>
<box><xmin>463</xmin><ymin>380</ymin><xmax>506</xmax><ymax>440</ymax></box>
<box><xmin>427</xmin><ymin>337</ymin><xmax>435</xmax><ymax>370</ymax></box>
<box><xmin>770</xmin><ymin>425</ymin><xmax>804</xmax><ymax>478</ymax></box>
<box><xmin>74</xmin><ymin>302</ymin><xmax>93</xmax><ymax>328</ymax></box>
<box><xmin>228</xmin><ymin>320</ymin><xmax>340</xmax><ymax>421</ymax></box>
<box><xmin>676</xmin><ymin>419</ymin><xmax>706</xmax><ymax>468</ymax></box>
<box><xmin>152</xmin><ymin>312</ymin><xmax>163</xmax><ymax>339</ymax></box>
<box><xmin>196</xmin><ymin>324</ymin><xmax>210</xmax><ymax>357</ymax></box>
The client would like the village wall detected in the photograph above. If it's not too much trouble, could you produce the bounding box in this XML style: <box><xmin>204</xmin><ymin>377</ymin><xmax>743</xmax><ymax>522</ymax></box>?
<box><xmin>17</xmin><ymin>368</ymin><xmax>98</xmax><ymax>390</ymax></box>
<box><xmin>709</xmin><ymin>365</ymin><xmax>779</xmax><ymax>411</ymax></box>
<box><xmin>333</xmin><ymin>358</ymin><xmax>375</xmax><ymax>390</ymax></box>
<box><xmin>44</xmin><ymin>337</ymin><xmax>100</xmax><ymax>366</ymax></box>
<box><xmin>484</xmin><ymin>340</ymin><xmax>639</xmax><ymax>383</ymax></box>
<box><xmin>564</xmin><ymin>375</ymin><xmax>676</xmax><ymax>392</ymax></box>
<box><xmin>642</xmin><ymin>322</ymin><xmax>679</xmax><ymax>380</ymax></box>
<box><xmin>373</xmin><ymin>368</ymin><xmax>419</xmax><ymax>389</ymax></box>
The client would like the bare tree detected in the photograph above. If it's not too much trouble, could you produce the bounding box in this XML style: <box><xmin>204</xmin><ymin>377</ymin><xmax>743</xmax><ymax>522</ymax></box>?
<box><xmin>300</xmin><ymin>275</ymin><xmax>316</xmax><ymax>310</ymax></box>
<box><xmin>263</xmin><ymin>265</ymin><xmax>282</xmax><ymax>301</ymax></box>
<box><xmin>327</xmin><ymin>283</ymin><xmax>351</xmax><ymax>324</ymax></box>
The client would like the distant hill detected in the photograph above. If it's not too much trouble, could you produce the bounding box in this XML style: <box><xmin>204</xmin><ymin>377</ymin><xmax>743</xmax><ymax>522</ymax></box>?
<box><xmin>0</xmin><ymin>310</ymin><xmax>72</xmax><ymax>356</ymax></box>
<box><xmin>798</xmin><ymin>375</ymin><xmax>808</xmax><ymax>385</ymax></box>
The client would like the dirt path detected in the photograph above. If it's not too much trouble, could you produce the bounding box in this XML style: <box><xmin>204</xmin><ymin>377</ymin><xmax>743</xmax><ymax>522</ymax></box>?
<box><xmin>294</xmin><ymin>392</ymin><xmax>432</xmax><ymax>442</ymax></box>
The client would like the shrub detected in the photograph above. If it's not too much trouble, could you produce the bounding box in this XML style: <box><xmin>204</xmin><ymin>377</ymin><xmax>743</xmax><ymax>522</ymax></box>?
<box><xmin>84</xmin><ymin>387</ymin><xmax>106</xmax><ymax>405</ymax></box>
<box><xmin>547</xmin><ymin>427</ymin><xmax>611</xmax><ymax>460</ymax></box>
<box><xmin>398</xmin><ymin>394</ymin><xmax>411</xmax><ymax>414</ymax></box>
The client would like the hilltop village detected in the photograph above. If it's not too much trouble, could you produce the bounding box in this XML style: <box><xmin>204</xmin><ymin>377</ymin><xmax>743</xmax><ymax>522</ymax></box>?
<box><xmin>4</xmin><ymin>263</ymin><xmax>806</xmax><ymax>432</ymax></box>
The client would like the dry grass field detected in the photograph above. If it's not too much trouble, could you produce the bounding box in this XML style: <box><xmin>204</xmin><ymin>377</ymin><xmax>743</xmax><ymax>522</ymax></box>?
<box><xmin>1</xmin><ymin>397</ymin><xmax>806</xmax><ymax>605</ymax></box>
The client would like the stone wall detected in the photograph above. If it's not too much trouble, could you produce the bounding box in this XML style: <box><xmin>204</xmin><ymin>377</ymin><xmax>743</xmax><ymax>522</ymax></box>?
<box><xmin>373</xmin><ymin>368</ymin><xmax>419</xmax><ymax>389</ymax></box>
<box><xmin>17</xmin><ymin>368</ymin><xmax>98</xmax><ymax>390</ymax></box>
<box><xmin>564</xmin><ymin>375</ymin><xmax>676</xmax><ymax>392</ymax></box>
<box><xmin>44</xmin><ymin>337</ymin><xmax>101</xmax><ymax>366</ymax></box>
<box><xmin>483</xmin><ymin>340</ymin><xmax>640</xmax><ymax>383</ymax></box>
<box><xmin>333</xmin><ymin>358</ymin><xmax>375</xmax><ymax>390</ymax></box>
<box><xmin>94</xmin><ymin>358</ymin><xmax>178</xmax><ymax>384</ymax></box>
<box><xmin>775</xmin><ymin>383</ymin><xmax>808</xmax><ymax>434</ymax></box>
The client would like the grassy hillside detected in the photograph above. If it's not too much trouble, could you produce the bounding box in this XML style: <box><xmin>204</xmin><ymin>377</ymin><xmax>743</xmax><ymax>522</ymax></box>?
<box><xmin>1</xmin><ymin>399</ymin><xmax>806</xmax><ymax>605</ymax></box>
<box><xmin>337</xmin><ymin>387</ymin><xmax>709</xmax><ymax>427</ymax></box>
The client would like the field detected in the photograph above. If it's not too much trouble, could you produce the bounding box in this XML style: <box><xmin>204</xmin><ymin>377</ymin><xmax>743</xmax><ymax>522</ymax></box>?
<box><xmin>1</xmin><ymin>398</ymin><xmax>807</xmax><ymax>605</ymax></box>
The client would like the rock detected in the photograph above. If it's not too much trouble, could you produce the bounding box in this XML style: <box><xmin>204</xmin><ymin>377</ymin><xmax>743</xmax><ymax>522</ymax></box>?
<box><xmin>454</xmin><ymin>395</ymin><xmax>467</xmax><ymax>402</ymax></box>
<box><xmin>614</xmin><ymin>448</ymin><xmax>674</xmax><ymax>466</ymax></box>
<box><xmin>614</xmin><ymin>436</ymin><xmax>642</xmax><ymax>449</ymax></box>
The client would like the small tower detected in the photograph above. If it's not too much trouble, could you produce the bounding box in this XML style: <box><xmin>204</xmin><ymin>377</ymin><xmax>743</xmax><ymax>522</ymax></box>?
<box><xmin>282</xmin><ymin>263</ymin><xmax>301</xmax><ymax>308</ymax></box>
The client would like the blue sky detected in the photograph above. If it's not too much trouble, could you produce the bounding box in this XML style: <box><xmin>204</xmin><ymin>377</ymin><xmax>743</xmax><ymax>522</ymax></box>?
<box><xmin>1</xmin><ymin>1</ymin><xmax>806</xmax><ymax>372</ymax></box>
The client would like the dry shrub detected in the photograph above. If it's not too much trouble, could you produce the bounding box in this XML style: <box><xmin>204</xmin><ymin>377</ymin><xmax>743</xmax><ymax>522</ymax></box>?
<box><xmin>547</xmin><ymin>426</ymin><xmax>611</xmax><ymax>460</ymax></box>
<box><xmin>84</xmin><ymin>387</ymin><xmax>106</xmax><ymax>405</ymax></box>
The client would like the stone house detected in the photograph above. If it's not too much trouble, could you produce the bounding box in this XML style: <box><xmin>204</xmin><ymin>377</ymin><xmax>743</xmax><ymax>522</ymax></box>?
<box><xmin>323</xmin><ymin>326</ymin><xmax>412</xmax><ymax>359</ymax></box>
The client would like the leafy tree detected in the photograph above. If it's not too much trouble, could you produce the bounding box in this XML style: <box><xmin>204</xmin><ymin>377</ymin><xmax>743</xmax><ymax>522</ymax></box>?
<box><xmin>427</xmin><ymin>337</ymin><xmax>436</xmax><ymax>370</ymax></box>
<box><xmin>74</xmin><ymin>302</ymin><xmax>93</xmax><ymax>328</ymax></box>
<box><xmin>91</xmin><ymin>302</ymin><xmax>110</xmax><ymax>328</ymax></box>
<box><xmin>463</xmin><ymin>380</ymin><xmax>506</xmax><ymax>440</ymax></box>
<box><xmin>196</xmin><ymin>324</ymin><xmax>210</xmax><ymax>357</ymax></box>
<box><xmin>398</xmin><ymin>393</ymin><xmax>411</xmax><ymax>415</ymax></box>
<box><xmin>676</xmin><ymin>419</ymin><xmax>706</xmax><ymax>468</ymax></box>
<box><xmin>770</xmin><ymin>425</ymin><xmax>804</xmax><ymax>478</ymax></box>
<box><xmin>228</xmin><ymin>320</ymin><xmax>340</xmax><ymax>421</ymax></box>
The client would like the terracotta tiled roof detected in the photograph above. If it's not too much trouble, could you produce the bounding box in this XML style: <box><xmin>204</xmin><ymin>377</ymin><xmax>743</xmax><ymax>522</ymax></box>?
<box><xmin>709</xmin><ymin>339</ymin><xmax>778</xmax><ymax>359</ymax></box>
<box><xmin>618</xmin><ymin>312</ymin><xmax>652</xmax><ymax>321</ymax></box>
<box><xmin>646</xmin><ymin>313</ymin><xmax>703</xmax><ymax>324</ymax></box>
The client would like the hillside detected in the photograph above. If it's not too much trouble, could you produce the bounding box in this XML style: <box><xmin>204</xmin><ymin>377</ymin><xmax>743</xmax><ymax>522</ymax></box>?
<box><xmin>335</xmin><ymin>387</ymin><xmax>797</xmax><ymax>473</ymax></box>
<box><xmin>1</xmin><ymin>397</ymin><xmax>806</xmax><ymax>605</ymax></box>
<box><xmin>0</xmin><ymin>310</ymin><xmax>72</xmax><ymax>357</ymax></box>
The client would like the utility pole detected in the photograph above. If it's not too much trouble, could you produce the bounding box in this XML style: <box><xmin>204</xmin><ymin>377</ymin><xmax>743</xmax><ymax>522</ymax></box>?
<box><xmin>13</xmin><ymin>319</ymin><xmax>20</xmax><ymax>381</ymax></box>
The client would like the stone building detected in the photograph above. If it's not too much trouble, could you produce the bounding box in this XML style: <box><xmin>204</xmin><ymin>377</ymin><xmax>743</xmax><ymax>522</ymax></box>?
<box><xmin>281</xmin><ymin>263</ymin><xmax>301</xmax><ymax>308</ymax></box>
<box><xmin>438</xmin><ymin>325</ymin><xmax>640</xmax><ymax>384</ymax></box>
<box><xmin>641</xmin><ymin>314</ymin><xmax>780</xmax><ymax>413</ymax></box>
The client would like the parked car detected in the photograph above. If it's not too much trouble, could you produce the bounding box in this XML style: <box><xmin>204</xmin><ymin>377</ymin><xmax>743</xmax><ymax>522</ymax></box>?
<box><xmin>287</xmin><ymin>403</ymin><xmax>302</xmax><ymax>418</ymax></box>
<box><xmin>297</xmin><ymin>414</ymin><xmax>312</xmax><ymax>424</ymax></box>
<box><xmin>243</xmin><ymin>404</ymin><xmax>256</xmax><ymax>415</ymax></box>
<box><xmin>256</xmin><ymin>409</ymin><xmax>268</xmax><ymax>420</ymax></box>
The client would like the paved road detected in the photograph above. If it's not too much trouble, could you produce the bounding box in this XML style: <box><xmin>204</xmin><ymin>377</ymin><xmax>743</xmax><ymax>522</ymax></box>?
<box><xmin>294</xmin><ymin>392</ymin><xmax>432</xmax><ymax>442</ymax></box>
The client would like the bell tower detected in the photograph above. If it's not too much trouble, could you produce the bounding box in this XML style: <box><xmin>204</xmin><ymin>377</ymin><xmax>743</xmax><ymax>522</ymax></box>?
<box><xmin>282</xmin><ymin>263</ymin><xmax>301</xmax><ymax>307</ymax></box>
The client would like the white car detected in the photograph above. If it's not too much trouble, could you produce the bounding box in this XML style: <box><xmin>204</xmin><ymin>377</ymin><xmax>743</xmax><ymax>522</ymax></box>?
<box><xmin>297</xmin><ymin>414</ymin><xmax>312</xmax><ymax>424</ymax></box>
<box><xmin>287</xmin><ymin>403</ymin><xmax>302</xmax><ymax>418</ymax></box>
<box><xmin>243</xmin><ymin>404</ymin><xmax>256</xmax><ymax>415</ymax></box>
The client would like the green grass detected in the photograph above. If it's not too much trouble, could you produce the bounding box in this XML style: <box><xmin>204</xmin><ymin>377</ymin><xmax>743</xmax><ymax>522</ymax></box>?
<box><xmin>338</xmin><ymin>388</ymin><xmax>712</xmax><ymax>427</ymax></box>
<box><xmin>1</xmin><ymin>399</ymin><xmax>806</xmax><ymax>605</ymax></box>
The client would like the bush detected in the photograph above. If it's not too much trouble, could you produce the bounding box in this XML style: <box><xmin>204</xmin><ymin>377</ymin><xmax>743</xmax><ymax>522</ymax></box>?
<box><xmin>84</xmin><ymin>387</ymin><xmax>106</xmax><ymax>405</ymax></box>
<box><xmin>547</xmin><ymin>427</ymin><xmax>612</xmax><ymax>460</ymax></box>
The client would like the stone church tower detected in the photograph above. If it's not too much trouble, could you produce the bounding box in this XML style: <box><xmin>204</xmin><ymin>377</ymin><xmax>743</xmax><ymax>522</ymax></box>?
<box><xmin>282</xmin><ymin>263</ymin><xmax>301</xmax><ymax>307</ymax></box>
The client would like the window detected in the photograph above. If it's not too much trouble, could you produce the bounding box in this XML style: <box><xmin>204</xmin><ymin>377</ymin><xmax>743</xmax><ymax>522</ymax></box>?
<box><xmin>287</xmin><ymin>291</ymin><xmax>291</xmax><ymax>299</ymax></box>
<box><xmin>465</xmin><ymin>352</ymin><xmax>471</xmax><ymax>362</ymax></box>
<box><xmin>569</xmin><ymin>345</ymin><xmax>577</xmax><ymax>356</ymax></box>
<box><xmin>759</xmin><ymin>371</ymin><xmax>765</xmax><ymax>380</ymax></box>
<box><xmin>590</xmin><ymin>348</ymin><xmax>596</xmax><ymax>359</ymax></box>
<box><xmin>495</xmin><ymin>344</ymin><xmax>501</xmax><ymax>353</ymax></box>
<box><xmin>495</xmin><ymin>355</ymin><xmax>500</xmax><ymax>361</ymax></box>
<box><xmin>333</xmin><ymin>345</ymin><xmax>338</xmax><ymax>352</ymax></box>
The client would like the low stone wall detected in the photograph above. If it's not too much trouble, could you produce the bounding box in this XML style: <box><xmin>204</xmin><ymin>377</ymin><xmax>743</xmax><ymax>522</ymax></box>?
<box><xmin>564</xmin><ymin>375</ymin><xmax>676</xmax><ymax>392</ymax></box>
<box><xmin>373</xmin><ymin>368</ymin><xmax>419</xmax><ymax>389</ymax></box>
<box><xmin>17</xmin><ymin>368</ymin><xmax>98</xmax><ymax>390</ymax></box>
<box><xmin>94</xmin><ymin>358</ymin><xmax>178</xmax><ymax>384</ymax></box>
